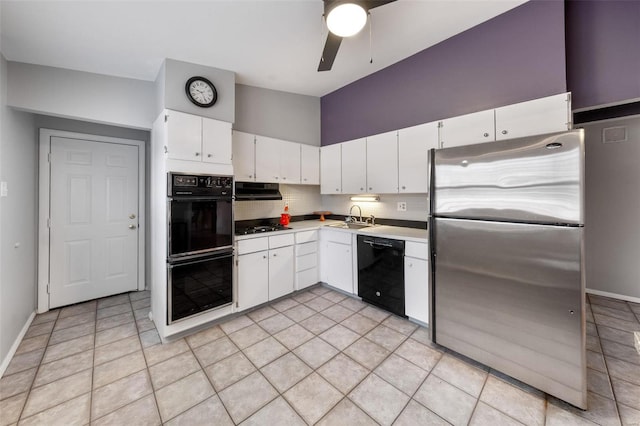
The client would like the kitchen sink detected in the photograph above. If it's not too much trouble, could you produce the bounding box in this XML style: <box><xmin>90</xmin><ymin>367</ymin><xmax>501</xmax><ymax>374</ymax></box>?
<box><xmin>327</xmin><ymin>222</ymin><xmax>372</xmax><ymax>229</ymax></box>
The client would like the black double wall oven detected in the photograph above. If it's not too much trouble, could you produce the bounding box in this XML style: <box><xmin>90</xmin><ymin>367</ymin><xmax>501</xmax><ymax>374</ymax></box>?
<box><xmin>167</xmin><ymin>173</ymin><xmax>233</xmax><ymax>324</ymax></box>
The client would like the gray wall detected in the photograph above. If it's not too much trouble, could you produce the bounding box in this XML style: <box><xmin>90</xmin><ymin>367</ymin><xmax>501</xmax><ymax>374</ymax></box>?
<box><xmin>7</xmin><ymin>62</ymin><xmax>155</xmax><ymax>130</ymax></box>
<box><xmin>583</xmin><ymin>116</ymin><xmax>640</xmax><ymax>300</ymax></box>
<box><xmin>0</xmin><ymin>53</ymin><xmax>37</xmax><ymax>366</ymax></box>
<box><xmin>235</xmin><ymin>84</ymin><xmax>321</xmax><ymax>146</ymax></box>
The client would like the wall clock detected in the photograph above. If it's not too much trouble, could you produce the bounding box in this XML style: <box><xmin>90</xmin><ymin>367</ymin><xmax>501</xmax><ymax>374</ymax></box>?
<box><xmin>185</xmin><ymin>76</ymin><xmax>217</xmax><ymax>108</ymax></box>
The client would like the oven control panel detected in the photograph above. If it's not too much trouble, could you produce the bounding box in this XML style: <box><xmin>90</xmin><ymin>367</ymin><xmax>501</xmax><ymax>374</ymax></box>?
<box><xmin>169</xmin><ymin>173</ymin><xmax>233</xmax><ymax>197</ymax></box>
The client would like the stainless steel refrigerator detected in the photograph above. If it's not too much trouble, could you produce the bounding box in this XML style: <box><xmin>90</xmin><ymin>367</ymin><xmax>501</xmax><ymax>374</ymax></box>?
<box><xmin>429</xmin><ymin>130</ymin><xmax>587</xmax><ymax>409</ymax></box>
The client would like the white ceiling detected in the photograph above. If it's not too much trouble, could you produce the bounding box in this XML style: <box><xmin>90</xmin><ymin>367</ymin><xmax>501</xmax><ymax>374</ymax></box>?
<box><xmin>0</xmin><ymin>0</ymin><xmax>527</xmax><ymax>97</ymax></box>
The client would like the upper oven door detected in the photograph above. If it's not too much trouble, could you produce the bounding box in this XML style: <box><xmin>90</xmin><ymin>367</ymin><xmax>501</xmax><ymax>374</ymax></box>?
<box><xmin>168</xmin><ymin>197</ymin><xmax>233</xmax><ymax>258</ymax></box>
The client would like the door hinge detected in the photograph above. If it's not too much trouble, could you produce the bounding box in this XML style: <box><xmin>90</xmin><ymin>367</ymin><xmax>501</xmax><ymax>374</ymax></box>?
<box><xmin>47</xmin><ymin>152</ymin><xmax>52</xmax><ymax>162</ymax></box>
<box><xmin>164</xmin><ymin>114</ymin><xmax>168</xmax><ymax>123</ymax></box>
<box><xmin>47</xmin><ymin>218</ymin><xmax>51</xmax><ymax>228</ymax></box>
<box><xmin>46</xmin><ymin>284</ymin><xmax>50</xmax><ymax>294</ymax></box>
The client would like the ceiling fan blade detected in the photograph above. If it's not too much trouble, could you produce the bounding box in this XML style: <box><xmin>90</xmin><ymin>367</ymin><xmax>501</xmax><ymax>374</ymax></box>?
<box><xmin>364</xmin><ymin>0</ymin><xmax>396</xmax><ymax>11</ymax></box>
<box><xmin>318</xmin><ymin>32</ymin><xmax>343</xmax><ymax>72</ymax></box>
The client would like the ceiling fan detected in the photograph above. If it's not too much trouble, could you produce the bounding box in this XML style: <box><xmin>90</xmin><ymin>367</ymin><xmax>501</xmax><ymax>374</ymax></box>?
<box><xmin>318</xmin><ymin>0</ymin><xmax>397</xmax><ymax>72</ymax></box>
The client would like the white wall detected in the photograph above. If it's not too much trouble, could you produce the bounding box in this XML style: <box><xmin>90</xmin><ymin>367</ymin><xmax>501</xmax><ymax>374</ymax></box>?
<box><xmin>7</xmin><ymin>61</ymin><xmax>155</xmax><ymax>130</ymax></box>
<box><xmin>0</xmin><ymin>53</ymin><xmax>37</xmax><ymax>366</ymax></box>
<box><xmin>321</xmin><ymin>193</ymin><xmax>429</xmax><ymax>222</ymax></box>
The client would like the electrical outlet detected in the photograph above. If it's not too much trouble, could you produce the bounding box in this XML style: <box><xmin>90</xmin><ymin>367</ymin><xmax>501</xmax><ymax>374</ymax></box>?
<box><xmin>397</xmin><ymin>202</ymin><xmax>407</xmax><ymax>212</ymax></box>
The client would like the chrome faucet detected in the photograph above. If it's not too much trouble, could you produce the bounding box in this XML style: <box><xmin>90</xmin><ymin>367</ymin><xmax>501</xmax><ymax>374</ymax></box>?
<box><xmin>349</xmin><ymin>205</ymin><xmax>363</xmax><ymax>223</ymax></box>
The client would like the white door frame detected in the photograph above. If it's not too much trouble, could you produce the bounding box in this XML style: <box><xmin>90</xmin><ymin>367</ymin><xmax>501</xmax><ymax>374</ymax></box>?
<box><xmin>38</xmin><ymin>129</ymin><xmax>146</xmax><ymax>313</ymax></box>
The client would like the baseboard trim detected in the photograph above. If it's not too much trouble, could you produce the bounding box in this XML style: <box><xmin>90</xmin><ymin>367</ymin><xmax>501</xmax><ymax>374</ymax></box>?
<box><xmin>586</xmin><ymin>288</ymin><xmax>640</xmax><ymax>304</ymax></box>
<box><xmin>0</xmin><ymin>311</ymin><xmax>36</xmax><ymax>378</ymax></box>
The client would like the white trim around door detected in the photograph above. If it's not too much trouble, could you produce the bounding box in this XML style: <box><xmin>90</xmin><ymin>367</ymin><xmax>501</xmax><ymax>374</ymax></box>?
<box><xmin>38</xmin><ymin>129</ymin><xmax>146</xmax><ymax>313</ymax></box>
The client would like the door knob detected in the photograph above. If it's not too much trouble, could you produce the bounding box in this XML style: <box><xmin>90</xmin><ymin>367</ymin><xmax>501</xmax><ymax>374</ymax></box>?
<box><xmin>129</xmin><ymin>214</ymin><xmax>136</xmax><ymax>219</ymax></box>
<box><xmin>129</xmin><ymin>224</ymin><xmax>137</xmax><ymax>230</ymax></box>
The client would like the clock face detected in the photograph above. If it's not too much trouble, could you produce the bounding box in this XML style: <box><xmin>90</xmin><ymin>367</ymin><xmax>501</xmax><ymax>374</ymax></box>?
<box><xmin>185</xmin><ymin>77</ymin><xmax>217</xmax><ymax>107</ymax></box>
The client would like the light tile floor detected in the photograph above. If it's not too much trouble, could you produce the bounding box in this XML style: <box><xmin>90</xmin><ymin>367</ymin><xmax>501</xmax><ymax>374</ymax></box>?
<box><xmin>1</xmin><ymin>288</ymin><xmax>639</xmax><ymax>425</ymax></box>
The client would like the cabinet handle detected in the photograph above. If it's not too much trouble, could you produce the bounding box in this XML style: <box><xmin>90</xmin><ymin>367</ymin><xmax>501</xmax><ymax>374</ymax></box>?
<box><xmin>207</xmin><ymin>154</ymin><xmax>212</xmax><ymax>158</ymax></box>
<box><xmin>483</xmin><ymin>133</ymin><xmax>489</xmax><ymax>137</ymax></box>
<box><xmin>275</xmin><ymin>176</ymin><xmax>279</xmax><ymax>180</ymax></box>
<box><xmin>249</xmin><ymin>175</ymin><xmax>253</xmax><ymax>178</ymax></box>
<box><xmin>360</xmin><ymin>187</ymin><xmax>364</xmax><ymax>191</ymax></box>
<box><xmin>369</xmin><ymin>187</ymin><xmax>372</xmax><ymax>191</ymax></box>
<box><xmin>263</xmin><ymin>255</ymin><xmax>267</xmax><ymax>259</ymax></box>
<box><xmin>336</xmin><ymin>188</ymin><xmax>339</xmax><ymax>192</ymax></box>
<box><xmin>195</xmin><ymin>152</ymin><xmax>200</xmax><ymax>157</ymax></box>
<box><xmin>304</xmin><ymin>178</ymin><xmax>307</xmax><ymax>181</ymax></box>
<box><xmin>402</xmin><ymin>186</ymin><xmax>406</xmax><ymax>190</ymax></box>
<box><xmin>502</xmin><ymin>130</ymin><xmax>508</xmax><ymax>135</ymax></box>
<box><xmin>273</xmin><ymin>253</ymin><xmax>277</xmax><ymax>257</ymax></box>
<box><xmin>376</xmin><ymin>291</ymin><xmax>381</xmax><ymax>297</ymax></box>
<box><xmin>282</xmin><ymin>177</ymin><xmax>287</xmax><ymax>180</ymax></box>
<box><xmin>409</xmin><ymin>263</ymin><xmax>413</xmax><ymax>267</ymax></box>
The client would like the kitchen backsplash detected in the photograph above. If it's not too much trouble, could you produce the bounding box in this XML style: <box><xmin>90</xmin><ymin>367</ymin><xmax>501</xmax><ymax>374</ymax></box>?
<box><xmin>321</xmin><ymin>193</ymin><xmax>429</xmax><ymax>222</ymax></box>
<box><xmin>234</xmin><ymin>184</ymin><xmax>324</xmax><ymax>220</ymax></box>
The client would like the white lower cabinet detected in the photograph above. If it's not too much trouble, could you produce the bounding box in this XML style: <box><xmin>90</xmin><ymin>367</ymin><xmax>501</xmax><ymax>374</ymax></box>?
<box><xmin>320</xmin><ymin>229</ymin><xmax>355</xmax><ymax>294</ymax></box>
<box><xmin>268</xmin><ymin>245</ymin><xmax>294</xmax><ymax>300</ymax></box>
<box><xmin>404</xmin><ymin>241</ymin><xmax>429</xmax><ymax>324</ymax></box>
<box><xmin>295</xmin><ymin>230</ymin><xmax>319</xmax><ymax>290</ymax></box>
<box><xmin>237</xmin><ymin>250</ymin><xmax>269</xmax><ymax>311</ymax></box>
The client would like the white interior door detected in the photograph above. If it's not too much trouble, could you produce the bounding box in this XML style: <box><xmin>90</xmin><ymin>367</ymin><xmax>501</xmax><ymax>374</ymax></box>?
<box><xmin>49</xmin><ymin>137</ymin><xmax>139</xmax><ymax>308</ymax></box>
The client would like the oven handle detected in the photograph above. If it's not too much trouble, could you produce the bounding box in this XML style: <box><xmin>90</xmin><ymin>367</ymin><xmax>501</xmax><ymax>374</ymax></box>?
<box><xmin>168</xmin><ymin>250</ymin><xmax>233</xmax><ymax>266</ymax></box>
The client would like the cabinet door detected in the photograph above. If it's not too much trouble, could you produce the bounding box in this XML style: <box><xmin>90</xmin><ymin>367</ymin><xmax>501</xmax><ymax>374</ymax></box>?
<box><xmin>495</xmin><ymin>93</ymin><xmax>570</xmax><ymax>140</ymax></box>
<box><xmin>320</xmin><ymin>144</ymin><xmax>342</xmax><ymax>194</ymax></box>
<box><xmin>280</xmin><ymin>141</ymin><xmax>301</xmax><ymax>184</ymax></box>
<box><xmin>269</xmin><ymin>245</ymin><xmax>294</xmax><ymax>300</ymax></box>
<box><xmin>440</xmin><ymin>110</ymin><xmax>495</xmax><ymax>148</ymax></box>
<box><xmin>237</xmin><ymin>251</ymin><xmax>269</xmax><ymax>311</ymax></box>
<box><xmin>341</xmin><ymin>138</ymin><xmax>367</xmax><ymax>194</ymax></box>
<box><xmin>404</xmin><ymin>256</ymin><xmax>429</xmax><ymax>324</ymax></box>
<box><xmin>166</xmin><ymin>110</ymin><xmax>202</xmax><ymax>161</ymax></box>
<box><xmin>326</xmin><ymin>242</ymin><xmax>353</xmax><ymax>294</ymax></box>
<box><xmin>398</xmin><ymin>122</ymin><xmax>439</xmax><ymax>193</ymax></box>
<box><xmin>255</xmin><ymin>136</ymin><xmax>281</xmax><ymax>183</ymax></box>
<box><xmin>300</xmin><ymin>144</ymin><xmax>320</xmax><ymax>185</ymax></box>
<box><xmin>232</xmin><ymin>131</ymin><xmax>255</xmax><ymax>182</ymax></box>
<box><xmin>366</xmin><ymin>131</ymin><xmax>398</xmax><ymax>193</ymax></box>
<box><xmin>202</xmin><ymin>118</ymin><xmax>232</xmax><ymax>165</ymax></box>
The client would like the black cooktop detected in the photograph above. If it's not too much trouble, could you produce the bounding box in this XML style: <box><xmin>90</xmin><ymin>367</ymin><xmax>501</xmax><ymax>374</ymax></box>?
<box><xmin>235</xmin><ymin>224</ymin><xmax>291</xmax><ymax>235</ymax></box>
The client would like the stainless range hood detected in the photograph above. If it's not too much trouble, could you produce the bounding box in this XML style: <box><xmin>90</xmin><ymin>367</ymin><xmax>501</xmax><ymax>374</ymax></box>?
<box><xmin>235</xmin><ymin>182</ymin><xmax>283</xmax><ymax>201</ymax></box>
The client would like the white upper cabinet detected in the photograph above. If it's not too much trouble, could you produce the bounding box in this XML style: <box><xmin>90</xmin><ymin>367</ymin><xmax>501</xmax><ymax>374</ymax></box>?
<box><xmin>202</xmin><ymin>118</ymin><xmax>232</xmax><ymax>164</ymax></box>
<box><xmin>300</xmin><ymin>144</ymin><xmax>320</xmax><ymax>185</ymax></box>
<box><xmin>439</xmin><ymin>109</ymin><xmax>495</xmax><ymax>148</ymax></box>
<box><xmin>366</xmin><ymin>131</ymin><xmax>398</xmax><ymax>194</ymax></box>
<box><xmin>320</xmin><ymin>144</ymin><xmax>342</xmax><ymax>194</ymax></box>
<box><xmin>255</xmin><ymin>135</ymin><xmax>282</xmax><ymax>183</ymax></box>
<box><xmin>165</xmin><ymin>110</ymin><xmax>231</xmax><ymax>164</ymax></box>
<box><xmin>232</xmin><ymin>131</ymin><xmax>256</xmax><ymax>182</ymax></box>
<box><xmin>398</xmin><ymin>121</ymin><xmax>439</xmax><ymax>193</ymax></box>
<box><xmin>279</xmin><ymin>141</ymin><xmax>301</xmax><ymax>184</ymax></box>
<box><xmin>495</xmin><ymin>92</ymin><xmax>571</xmax><ymax>140</ymax></box>
<box><xmin>341</xmin><ymin>138</ymin><xmax>367</xmax><ymax>194</ymax></box>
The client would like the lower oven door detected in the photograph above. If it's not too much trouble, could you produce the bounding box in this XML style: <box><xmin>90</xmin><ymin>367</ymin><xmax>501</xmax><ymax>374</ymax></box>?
<box><xmin>168</xmin><ymin>250</ymin><xmax>233</xmax><ymax>324</ymax></box>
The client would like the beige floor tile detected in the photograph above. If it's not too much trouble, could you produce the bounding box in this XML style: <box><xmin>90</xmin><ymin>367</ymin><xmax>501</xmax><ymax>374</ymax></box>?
<box><xmin>228</xmin><ymin>324</ymin><xmax>269</xmax><ymax>349</ymax></box>
<box><xmin>282</xmin><ymin>304</ymin><xmax>316</xmax><ymax>323</ymax></box>
<box><xmin>479</xmin><ymin>376</ymin><xmax>545</xmax><ymax>426</ymax></box>
<box><xmin>319</xmin><ymin>324</ymin><xmax>360</xmax><ymax>351</ymax></box>
<box><xmin>242</xmin><ymin>396</ymin><xmax>306</xmax><ymax>426</ymax></box>
<box><xmin>588</xmin><ymin>367</ymin><xmax>615</xmax><ymax>399</ymax></box>
<box><xmin>143</xmin><ymin>339</ymin><xmax>189</xmax><ymax>366</ymax></box>
<box><xmin>0</xmin><ymin>392</ymin><xmax>27</xmax><ymax>426</ymax></box>
<box><xmin>219</xmin><ymin>315</ymin><xmax>254</xmax><ymax>335</ymax></box>
<box><xmin>294</xmin><ymin>336</ymin><xmax>339</xmax><ymax>369</ymax></box>
<box><xmin>587</xmin><ymin>349</ymin><xmax>607</xmax><ymax>373</ymax></box>
<box><xmin>94</xmin><ymin>335</ymin><xmax>141</xmax><ymax>366</ymax></box>
<box><xmin>343</xmin><ymin>338</ymin><xmax>390</xmax><ymax>370</ymax></box>
<box><xmin>15</xmin><ymin>335</ymin><xmax>49</xmax><ymax>356</ymax></box>
<box><xmin>243</xmin><ymin>337</ymin><xmax>288</xmax><ymax>368</ymax></box>
<box><xmin>299</xmin><ymin>313</ymin><xmax>337</xmax><ymax>335</ymax></box>
<box><xmin>164</xmin><ymin>395</ymin><xmax>233</xmax><ymax>426</ymax></box>
<box><xmin>597</xmin><ymin>324</ymin><xmax>636</xmax><ymax>347</ymax></box>
<box><xmin>273</xmin><ymin>324</ymin><xmax>314</xmax><ymax>350</ymax></box>
<box><xmin>610</xmin><ymin>377</ymin><xmax>640</xmax><ymax>410</ymax></box>
<box><xmin>592</xmin><ymin>304</ymin><xmax>638</xmax><ymax>322</ymax></box>
<box><xmin>33</xmin><ymin>350</ymin><xmax>93</xmax><ymax>387</ymax></box>
<box><xmin>97</xmin><ymin>303</ymin><xmax>132</xmax><ymax>320</ymax></box>
<box><xmin>97</xmin><ymin>294</ymin><xmax>131</xmax><ymax>310</ymax></box>
<box><xmin>22</xmin><ymin>369</ymin><xmax>92</xmax><ymax>418</ymax></box>
<box><xmin>54</xmin><ymin>312</ymin><xmax>96</xmax><ymax>331</ymax></box>
<box><xmin>0</xmin><ymin>368</ymin><xmax>36</xmax><ymax>400</ymax></box>
<box><xmin>316</xmin><ymin>398</ymin><xmax>377</xmax><ymax>426</ymax></box>
<box><xmin>322</xmin><ymin>290</ymin><xmax>348</xmax><ymax>303</ymax></box>
<box><xmin>185</xmin><ymin>325</ymin><xmax>225</xmax><ymax>349</ymax></box>
<box><xmin>19</xmin><ymin>392</ymin><xmax>90</xmax><ymax>426</ymax></box>
<box><xmin>292</xmin><ymin>291</ymin><xmax>317</xmax><ymax>304</ymax></box>
<box><xmin>218</xmin><ymin>371</ymin><xmax>278</xmax><ymax>423</ymax></box>
<box><xmin>139</xmin><ymin>329</ymin><xmax>161</xmax><ymax>348</ymax></box>
<box><xmin>48</xmin><ymin>322</ymin><xmax>95</xmax><ymax>346</ymax></box>
<box><xmin>193</xmin><ymin>336</ymin><xmax>239</xmax><ymax>367</ymax></box>
<box><xmin>310</xmin><ymin>286</ymin><xmax>331</xmax><ymax>296</ymax></box>
<box><xmin>594</xmin><ymin>314</ymin><xmax>640</xmax><ymax>334</ymax></box>
<box><xmin>155</xmin><ymin>371</ymin><xmax>214</xmax><ymax>422</ymax></box>
<box><xmin>92</xmin><ymin>394</ymin><xmax>160</xmax><ymax>426</ymax></box>
<box><xmin>617</xmin><ymin>403</ymin><xmax>640</xmax><ymax>426</ymax></box>
<box><xmin>601</xmin><ymin>339</ymin><xmax>640</xmax><ymax>365</ymax></box>
<box><xmin>350</xmin><ymin>374</ymin><xmax>410</xmax><ymax>425</ymax></box>
<box><xmin>31</xmin><ymin>311</ymin><xmax>59</xmax><ymax>325</ymax></box>
<box><xmin>284</xmin><ymin>372</ymin><xmax>342</xmax><ymax>424</ymax></box>
<box><xmin>394</xmin><ymin>338</ymin><xmax>442</xmax><ymax>371</ymax></box>
<box><xmin>432</xmin><ymin>353</ymin><xmax>488</xmax><ymax>398</ymax></box>
<box><xmin>93</xmin><ymin>350</ymin><xmax>147</xmax><ymax>389</ymax></box>
<box><xmin>587</xmin><ymin>321</ymin><xmax>599</xmax><ymax>337</ymax></box>
<box><xmin>317</xmin><ymin>353</ymin><xmax>369</xmax><ymax>394</ymax></box>
<box><xmin>24</xmin><ymin>322</ymin><xmax>55</xmax><ymax>339</ymax></box>
<box><xmin>587</xmin><ymin>334</ymin><xmax>603</xmax><ymax>353</ymax></box>
<box><xmin>304</xmin><ymin>296</ymin><xmax>334</xmax><ymax>312</ymax></box>
<box><xmin>469</xmin><ymin>401</ymin><xmax>524</xmax><ymax>426</ymax></box>
<box><xmin>91</xmin><ymin>370</ymin><xmax>153</xmax><ymax>420</ymax></box>
<box><xmin>606</xmin><ymin>357</ymin><xmax>640</xmax><ymax>386</ymax></box>
<box><xmin>246</xmin><ymin>306</ymin><xmax>279</xmax><ymax>323</ymax></box>
<box><xmin>365</xmin><ymin>325</ymin><xmax>407</xmax><ymax>351</ymax></box>
<box><xmin>589</xmin><ymin>295</ymin><xmax>631</xmax><ymax>311</ymax></box>
<box><xmin>409</xmin><ymin>326</ymin><xmax>432</xmax><ymax>346</ymax></box>
<box><xmin>4</xmin><ymin>349</ymin><xmax>45</xmax><ymax>376</ymax></box>
<box><xmin>42</xmin><ymin>334</ymin><xmax>94</xmax><ymax>364</ymax></box>
<box><xmin>205</xmin><ymin>352</ymin><xmax>256</xmax><ymax>391</ymax></box>
<box><xmin>271</xmin><ymin>297</ymin><xmax>300</xmax><ymax>312</ymax></box>
<box><xmin>131</xmin><ymin>297</ymin><xmax>151</xmax><ymax>311</ymax></box>
<box><xmin>545</xmin><ymin>401</ymin><xmax>598</xmax><ymax>425</ymax></box>
<box><xmin>414</xmin><ymin>374</ymin><xmax>477</xmax><ymax>426</ymax></box>
<box><xmin>340</xmin><ymin>313</ymin><xmax>377</xmax><ymax>335</ymax></box>
<box><xmin>95</xmin><ymin>312</ymin><xmax>134</xmax><ymax>332</ymax></box>
<box><xmin>133</xmin><ymin>307</ymin><xmax>150</xmax><ymax>321</ymax></box>
<box><xmin>258</xmin><ymin>314</ymin><xmax>295</xmax><ymax>335</ymax></box>
<box><xmin>375</xmin><ymin>354</ymin><xmax>428</xmax><ymax>396</ymax></box>
<box><xmin>260</xmin><ymin>352</ymin><xmax>312</xmax><ymax>393</ymax></box>
<box><xmin>359</xmin><ymin>305</ymin><xmax>391</xmax><ymax>323</ymax></box>
<box><xmin>95</xmin><ymin>322</ymin><xmax>137</xmax><ymax>347</ymax></box>
<box><xmin>58</xmin><ymin>301</ymin><xmax>96</xmax><ymax>319</ymax></box>
<box><xmin>136</xmin><ymin>318</ymin><xmax>156</xmax><ymax>333</ymax></box>
<box><xmin>394</xmin><ymin>399</ymin><xmax>449</xmax><ymax>426</ymax></box>
<box><xmin>548</xmin><ymin>392</ymin><xmax>621</xmax><ymax>426</ymax></box>
<box><xmin>148</xmin><ymin>351</ymin><xmax>201</xmax><ymax>390</ymax></box>
<box><xmin>321</xmin><ymin>305</ymin><xmax>355</xmax><ymax>323</ymax></box>
<box><xmin>129</xmin><ymin>290</ymin><xmax>151</xmax><ymax>301</ymax></box>
<box><xmin>382</xmin><ymin>315</ymin><xmax>418</xmax><ymax>336</ymax></box>
<box><xmin>339</xmin><ymin>296</ymin><xmax>367</xmax><ymax>313</ymax></box>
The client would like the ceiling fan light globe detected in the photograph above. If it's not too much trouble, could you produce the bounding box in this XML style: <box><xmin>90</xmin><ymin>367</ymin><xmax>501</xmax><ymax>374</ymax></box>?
<box><xmin>326</xmin><ymin>3</ymin><xmax>367</xmax><ymax>37</ymax></box>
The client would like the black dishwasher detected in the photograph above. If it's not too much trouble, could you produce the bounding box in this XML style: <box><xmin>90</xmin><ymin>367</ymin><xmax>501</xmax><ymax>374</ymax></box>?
<box><xmin>357</xmin><ymin>235</ymin><xmax>405</xmax><ymax>317</ymax></box>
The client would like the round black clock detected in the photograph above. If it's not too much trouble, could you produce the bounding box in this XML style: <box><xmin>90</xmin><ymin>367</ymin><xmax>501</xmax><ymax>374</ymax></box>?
<box><xmin>185</xmin><ymin>76</ymin><xmax>217</xmax><ymax>108</ymax></box>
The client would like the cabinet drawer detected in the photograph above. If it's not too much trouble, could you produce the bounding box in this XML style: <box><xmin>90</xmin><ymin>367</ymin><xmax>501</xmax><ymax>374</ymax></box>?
<box><xmin>323</xmin><ymin>230</ymin><xmax>352</xmax><ymax>245</ymax></box>
<box><xmin>296</xmin><ymin>230</ymin><xmax>318</xmax><ymax>243</ymax></box>
<box><xmin>405</xmin><ymin>241</ymin><xmax>429</xmax><ymax>260</ymax></box>
<box><xmin>269</xmin><ymin>233</ymin><xmax>295</xmax><ymax>249</ymax></box>
<box><xmin>237</xmin><ymin>237</ymin><xmax>269</xmax><ymax>255</ymax></box>
<box><xmin>296</xmin><ymin>241</ymin><xmax>318</xmax><ymax>256</ymax></box>
<box><xmin>297</xmin><ymin>267</ymin><xmax>318</xmax><ymax>290</ymax></box>
<box><xmin>296</xmin><ymin>253</ymin><xmax>317</xmax><ymax>272</ymax></box>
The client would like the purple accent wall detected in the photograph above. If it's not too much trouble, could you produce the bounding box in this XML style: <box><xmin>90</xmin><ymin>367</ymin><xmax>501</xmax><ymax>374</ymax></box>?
<box><xmin>566</xmin><ymin>0</ymin><xmax>640</xmax><ymax>110</ymax></box>
<box><xmin>321</xmin><ymin>1</ymin><xmax>566</xmax><ymax>145</ymax></box>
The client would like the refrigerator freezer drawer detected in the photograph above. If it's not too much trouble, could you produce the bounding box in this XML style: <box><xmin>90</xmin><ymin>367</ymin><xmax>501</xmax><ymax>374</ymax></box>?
<box><xmin>433</xmin><ymin>218</ymin><xmax>586</xmax><ymax>409</ymax></box>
